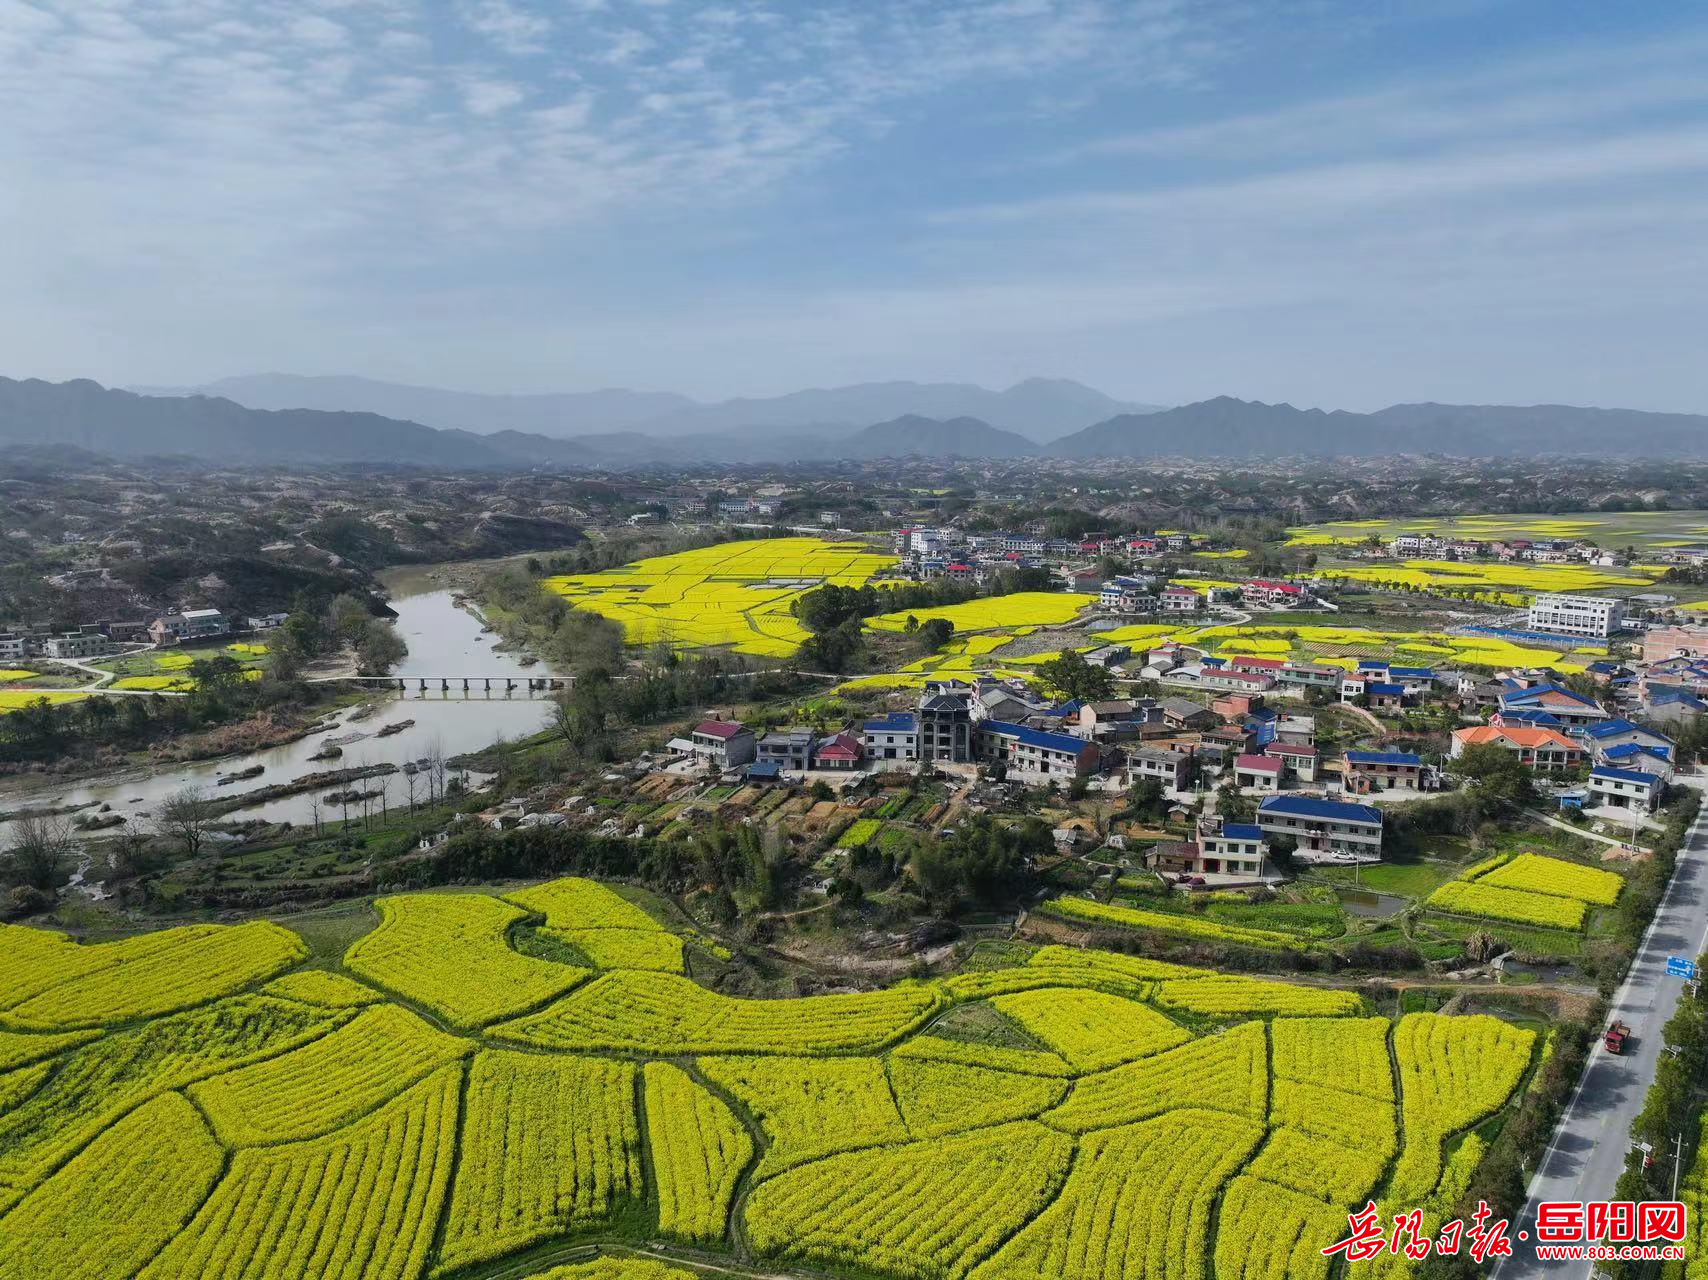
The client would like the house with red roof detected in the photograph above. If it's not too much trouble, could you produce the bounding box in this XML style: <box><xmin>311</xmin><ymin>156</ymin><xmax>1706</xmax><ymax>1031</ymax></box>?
<box><xmin>1233</xmin><ymin>753</ymin><xmax>1285</xmax><ymax>791</ymax></box>
<box><xmin>812</xmin><ymin>731</ymin><xmax>865</xmax><ymax>771</ymax></box>
<box><xmin>689</xmin><ymin>720</ymin><xmax>756</xmax><ymax>767</ymax></box>
<box><xmin>1450</xmin><ymin>724</ymin><xmax>1583</xmax><ymax>771</ymax></box>
<box><xmin>1243</xmin><ymin>579</ymin><xmax>1310</xmax><ymax>607</ymax></box>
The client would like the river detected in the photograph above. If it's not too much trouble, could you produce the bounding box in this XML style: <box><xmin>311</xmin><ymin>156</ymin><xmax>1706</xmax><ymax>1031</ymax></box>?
<box><xmin>0</xmin><ymin>567</ymin><xmax>558</xmax><ymax>828</ymax></box>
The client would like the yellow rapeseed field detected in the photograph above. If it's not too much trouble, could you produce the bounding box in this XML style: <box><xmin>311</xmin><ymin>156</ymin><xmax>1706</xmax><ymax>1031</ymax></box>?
<box><xmin>0</xmin><ymin>892</ymin><xmax>1538</xmax><ymax>1280</ymax></box>
<box><xmin>544</xmin><ymin>538</ymin><xmax>896</xmax><ymax>658</ymax></box>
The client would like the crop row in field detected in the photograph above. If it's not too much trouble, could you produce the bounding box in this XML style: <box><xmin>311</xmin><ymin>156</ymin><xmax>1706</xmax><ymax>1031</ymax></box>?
<box><xmin>0</xmin><ymin>893</ymin><xmax>1537</xmax><ymax>1280</ymax></box>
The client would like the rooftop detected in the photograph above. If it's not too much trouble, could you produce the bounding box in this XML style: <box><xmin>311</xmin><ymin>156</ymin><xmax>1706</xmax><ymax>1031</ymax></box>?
<box><xmin>1259</xmin><ymin>794</ymin><xmax>1383</xmax><ymax>825</ymax></box>
<box><xmin>1345</xmin><ymin>750</ymin><xmax>1423</xmax><ymax>767</ymax></box>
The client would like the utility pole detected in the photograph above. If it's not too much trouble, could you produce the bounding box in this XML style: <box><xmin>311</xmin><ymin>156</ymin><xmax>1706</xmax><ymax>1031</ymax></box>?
<box><xmin>1674</xmin><ymin>1130</ymin><xmax>1686</xmax><ymax>1201</ymax></box>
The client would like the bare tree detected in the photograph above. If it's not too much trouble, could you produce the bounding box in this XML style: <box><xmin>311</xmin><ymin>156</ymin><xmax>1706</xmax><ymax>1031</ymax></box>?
<box><xmin>427</xmin><ymin>739</ymin><xmax>447</xmax><ymax>806</ymax></box>
<box><xmin>403</xmin><ymin>765</ymin><xmax>419</xmax><ymax>816</ymax></box>
<box><xmin>376</xmin><ymin>774</ymin><xmax>390</xmax><ymax>824</ymax></box>
<box><xmin>307</xmin><ymin>793</ymin><xmax>323</xmax><ymax>839</ymax></box>
<box><xmin>3</xmin><ymin>811</ymin><xmax>76</xmax><ymax>891</ymax></box>
<box><xmin>156</xmin><ymin>786</ymin><xmax>214</xmax><ymax>860</ymax></box>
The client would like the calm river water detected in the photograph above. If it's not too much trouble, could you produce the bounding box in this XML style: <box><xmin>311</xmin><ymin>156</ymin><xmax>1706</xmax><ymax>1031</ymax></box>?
<box><xmin>0</xmin><ymin>566</ymin><xmax>557</xmax><ymax>827</ymax></box>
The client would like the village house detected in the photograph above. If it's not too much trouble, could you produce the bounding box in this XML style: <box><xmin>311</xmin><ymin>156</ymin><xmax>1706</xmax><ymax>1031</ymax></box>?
<box><xmin>1363</xmin><ymin>682</ymin><xmax>1410</xmax><ymax>713</ymax></box>
<box><xmin>1257</xmin><ymin>794</ymin><xmax>1384</xmax><ymax>863</ymax></box>
<box><xmin>1197</xmin><ymin>667</ymin><xmax>1276</xmax><ymax>695</ymax></box>
<box><xmin>1099</xmin><ymin>576</ymin><xmax>1157</xmax><ymax>613</ymax></box>
<box><xmin>1159</xmin><ymin>585</ymin><xmax>1204</xmax><ymax>613</ymax></box>
<box><xmin>1159</xmin><ymin>697</ymin><xmax>1217</xmax><ymax>731</ymax></box>
<box><xmin>1496</xmin><ymin>683</ymin><xmax>1609</xmax><ymax>728</ymax></box>
<box><xmin>1130</xmin><ymin>746</ymin><xmax>1191</xmax><ymax>789</ymax></box>
<box><xmin>1343</xmin><ymin>750</ymin><xmax>1426</xmax><ymax>792</ymax></box>
<box><xmin>918</xmin><ymin>686</ymin><xmax>977</xmax><ymax>762</ymax></box>
<box><xmin>1197</xmin><ymin>818</ymin><xmax>1269</xmax><ymax>876</ymax></box>
<box><xmin>1272</xmin><ymin>715</ymin><xmax>1316</xmax><ymax>746</ymax></box>
<box><xmin>757</xmin><ymin>730</ymin><xmax>817</xmax><ymax>772</ymax></box>
<box><xmin>1211</xmin><ymin>691</ymin><xmax>1265</xmax><ymax>721</ymax></box>
<box><xmin>1264</xmin><ymin>741</ymin><xmax>1320</xmax><ymax>782</ymax></box>
<box><xmin>1589</xmin><ymin>764</ymin><xmax>1663</xmax><ymax>811</ymax></box>
<box><xmin>1233</xmin><ymin>753</ymin><xmax>1285</xmax><ymax>791</ymax></box>
<box><xmin>976</xmin><ymin>721</ymin><xmax>1101</xmax><ymax>777</ymax></box>
<box><xmin>41</xmin><ymin>632</ymin><xmax>111</xmax><ymax>660</ymax></box>
<box><xmin>689</xmin><ymin>720</ymin><xmax>757</xmax><ymax>768</ymax></box>
<box><xmin>1644</xmin><ymin>624</ymin><xmax>1708</xmax><ymax>664</ymax></box>
<box><xmin>812</xmin><ymin>731</ymin><xmax>864</xmax><ymax>771</ymax></box>
<box><xmin>1450</xmin><ymin>724</ymin><xmax>1584</xmax><ymax>771</ymax></box>
<box><xmin>1242</xmin><ymin>579</ymin><xmax>1309</xmax><ymax>607</ymax></box>
<box><xmin>1076</xmin><ymin>700</ymin><xmax>1152</xmax><ymax>742</ymax></box>
<box><xmin>1277</xmin><ymin>661</ymin><xmax>1340</xmax><ymax>693</ymax></box>
<box><xmin>861</xmin><ymin>711</ymin><xmax>920</xmax><ymax>761</ymax></box>
<box><xmin>1083</xmin><ymin>644</ymin><xmax>1132</xmax><ymax>669</ymax></box>
<box><xmin>148</xmin><ymin>607</ymin><xmax>230</xmax><ymax>645</ymax></box>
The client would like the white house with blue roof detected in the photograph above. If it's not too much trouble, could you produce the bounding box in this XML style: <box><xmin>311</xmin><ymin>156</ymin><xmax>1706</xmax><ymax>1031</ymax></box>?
<box><xmin>975</xmin><ymin>720</ymin><xmax>1101</xmax><ymax>778</ymax></box>
<box><xmin>1580</xmin><ymin>718</ymin><xmax>1674</xmax><ymax>778</ymax></box>
<box><xmin>1589</xmin><ymin>764</ymin><xmax>1664</xmax><ymax>811</ymax></box>
<box><xmin>860</xmin><ymin>711</ymin><xmax>919</xmax><ymax>762</ymax></box>
<box><xmin>1257</xmin><ymin>793</ymin><xmax>1384</xmax><ymax>863</ymax></box>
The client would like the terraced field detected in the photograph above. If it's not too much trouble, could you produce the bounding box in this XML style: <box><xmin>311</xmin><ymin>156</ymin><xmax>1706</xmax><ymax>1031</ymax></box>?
<box><xmin>0</xmin><ymin>885</ymin><xmax>1540</xmax><ymax>1280</ymax></box>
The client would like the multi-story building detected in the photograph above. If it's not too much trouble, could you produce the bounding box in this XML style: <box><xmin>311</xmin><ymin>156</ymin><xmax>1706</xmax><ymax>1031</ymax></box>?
<box><xmin>1196</xmin><ymin>819</ymin><xmax>1269</xmax><ymax>876</ymax></box>
<box><xmin>1527</xmin><ymin>593</ymin><xmax>1624</xmax><ymax>638</ymax></box>
<box><xmin>1257</xmin><ymin>794</ymin><xmax>1384</xmax><ymax>863</ymax></box>
<box><xmin>148</xmin><ymin>608</ymin><xmax>230</xmax><ymax>645</ymax></box>
<box><xmin>1242</xmin><ymin>579</ymin><xmax>1309</xmax><ymax>607</ymax></box>
<box><xmin>861</xmin><ymin>712</ymin><xmax>920</xmax><ymax>761</ymax></box>
<box><xmin>756</xmin><ymin>730</ymin><xmax>816</xmax><ymax>772</ymax></box>
<box><xmin>1343</xmin><ymin>750</ymin><xmax>1425</xmax><ymax>792</ymax></box>
<box><xmin>1159</xmin><ymin>585</ymin><xmax>1203</xmax><ymax>613</ymax></box>
<box><xmin>976</xmin><ymin>721</ymin><xmax>1100</xmax><ymax>777</ymax></box>
<box><xmin>1589</xmin><ymin>765</ymin><xmax>1663</xmax><ymax>811</ymax></box>
<box><xmin>0</xmin><ymin>632</ymin><xmax>36</xmax><ymax>661</ymax></box>
<box><xmin>918</xmin><ymin>689</ymin><xmax>975</xmax><ymax>762</ymax></box>
<box><xmin>689</xmin><ymin>720</ymin><xmax>757</xmax><ymax>768</ymax></box>
<box><xmin>41</xmin><ymin>632</ymin><xmax>111</xmax><ymax>660</ymax></box>
<box><xmin>1099</xmin><ymin>576</ymin><xmax>1157</xmax><ymax>613</ymax></box>
<box><xmin>1450</xmin><ymin>724</ymin><xmax>1583</xmax><ymax>771</ymax></box>
<box><xmin>1130</xmin><ymin>746</ymin><xmax>1191</xmax><ymax>789</ymax></box>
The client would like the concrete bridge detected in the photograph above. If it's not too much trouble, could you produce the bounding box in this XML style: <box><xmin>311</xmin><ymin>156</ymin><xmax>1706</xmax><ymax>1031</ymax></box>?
<box><xmin>309</xmin><ymin>675</ymin><xmax>569</xmax><ymax>699</ymax></box>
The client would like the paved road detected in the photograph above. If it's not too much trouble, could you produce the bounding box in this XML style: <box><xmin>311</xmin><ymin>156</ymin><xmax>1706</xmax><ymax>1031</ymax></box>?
<box><xmin>1499</xmin><ymin>804</ymin><xmax>1708</xmax><ymax>1277</ymax></box>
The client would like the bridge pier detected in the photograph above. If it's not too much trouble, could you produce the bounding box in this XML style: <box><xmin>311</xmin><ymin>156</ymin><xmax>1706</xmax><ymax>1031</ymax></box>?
<box><xmin>419</xmin><ymin>679</ymin><xmax>427</xmax><ymax>692</ymax></box>
<box><xmin>506</xmin><ymin>679</ymin><xmax>516</xmax><ymax>692</ymax></box>
<box><xmin>440</xmin><ymin>679</ymin><xmax>448</xmax><ymax>692</ymax></box>
<box><xmin>484</xmin><ymin>678</ymin><xmax>491</xmax><ymax>691</ymax></box>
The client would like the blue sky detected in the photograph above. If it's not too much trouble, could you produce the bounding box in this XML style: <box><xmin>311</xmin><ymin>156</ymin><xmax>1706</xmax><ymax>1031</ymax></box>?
<box><xmin>5</xmin><ymin>1</ymin><xmax>1708</xmax><ymax>411</ymax></box>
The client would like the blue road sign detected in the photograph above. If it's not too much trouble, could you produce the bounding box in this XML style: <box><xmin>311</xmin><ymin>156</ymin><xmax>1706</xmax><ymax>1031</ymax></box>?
<box><xmin>1666</xmin><ymin>956</ymin><xmax>1697</xmax><ymax>979</ymax></box>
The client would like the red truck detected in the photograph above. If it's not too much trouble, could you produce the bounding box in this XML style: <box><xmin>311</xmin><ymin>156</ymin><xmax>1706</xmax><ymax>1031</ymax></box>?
<box><xmin>1605</xmin><ymin>1021</ymin><xmax>1632</xmax><ymax>1054</ymax></box>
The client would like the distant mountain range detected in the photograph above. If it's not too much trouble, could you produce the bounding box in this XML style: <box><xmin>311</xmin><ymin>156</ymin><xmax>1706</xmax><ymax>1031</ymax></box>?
<box><xmin>6</xmin><ymin>376</ymin><xmax>1708</xmax><ymax>468</ymax></box>
<box><xmin>131</xmin><ymin>373</ymin><xmax>1157</xmax><ymax>443</ymax></box>
<box><xmin>1047</xmin><ymin>396</ymin><xmax>1708</xmax><ymax>458</ymax></box>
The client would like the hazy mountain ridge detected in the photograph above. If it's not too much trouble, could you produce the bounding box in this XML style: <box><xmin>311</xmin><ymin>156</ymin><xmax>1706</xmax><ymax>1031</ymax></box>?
<box><xmin>10</xmin><ymin>378</ymin><xmax>1708</xmax><ymax>467</ymax></box>
<box><xmin>131</xmin><ymin>372</ymin><xmax>1159</xmax><ymax>441</ymax></box>
<box><xmin>1046</xmin><ymin>396</ymin><xmax>1708</xmax><ymax>458</ymax></box>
